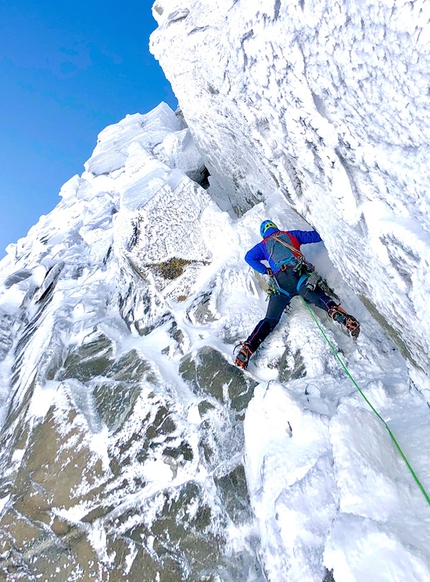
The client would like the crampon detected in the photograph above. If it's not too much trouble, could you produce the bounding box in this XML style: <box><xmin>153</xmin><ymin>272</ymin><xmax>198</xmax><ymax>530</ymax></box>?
<box><xmin>328</xmin><ymin>306</ymin><xmax>360</xmax><ymax>339</ymax></box>
<box><xmin>234</xmin><ymin>342</ymin><xmax>253</xmax><ymax>369</ymax></box>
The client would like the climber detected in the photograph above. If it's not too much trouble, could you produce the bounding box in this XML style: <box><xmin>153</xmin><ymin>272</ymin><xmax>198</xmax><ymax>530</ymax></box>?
<box><xmin>235</xmin><ymin>220</ymin><xmax>360</xmax><ymax>369</ymax></box>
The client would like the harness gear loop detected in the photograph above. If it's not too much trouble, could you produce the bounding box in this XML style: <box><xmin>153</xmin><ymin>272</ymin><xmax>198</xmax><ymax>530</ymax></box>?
<box><xmin>271</xmin><ymin>275</ymin><xmax>291</xmax><ymax>298</ymax></box>
<box><xmin>266</xmin><ymin>279</ymin><xmax>281</xmax><ymax>298</ymax></box>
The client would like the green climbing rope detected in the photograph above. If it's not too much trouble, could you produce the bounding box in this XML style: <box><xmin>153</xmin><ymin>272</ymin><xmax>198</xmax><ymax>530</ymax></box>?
<box><xmin>301</xmin><ymin>297</ymin><xmax>430</xmax><ymax>506</ymax></box>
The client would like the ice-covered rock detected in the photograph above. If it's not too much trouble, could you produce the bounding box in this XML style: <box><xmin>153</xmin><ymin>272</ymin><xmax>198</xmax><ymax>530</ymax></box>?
<box><xmin>0</xmin><ymin>104</ymin><xmax>265</xmax><ymax>581</ymax></box>
<box><xmin>1</xmin><ymin>3</ymin><xmax>430</xmax><ymax>577</ymax></box>
<box><xmin>150</xmin><ymin>0</ymin><xmax>430</xmax><ymax>372</ymax></box>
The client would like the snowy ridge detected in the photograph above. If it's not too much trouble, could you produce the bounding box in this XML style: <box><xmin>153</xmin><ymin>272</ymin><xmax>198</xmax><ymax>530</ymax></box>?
<box><xmin>0</xmin><ymin>104</ymin><xmax>429</xmax><ymax>581</ymax></box>
<box><xmin>150</xmin><ymin>0</ymin><xmax>430</xmax><ymax>372</ymax></box>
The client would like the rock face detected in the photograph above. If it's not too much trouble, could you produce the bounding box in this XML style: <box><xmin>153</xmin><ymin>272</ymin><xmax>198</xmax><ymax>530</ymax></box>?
<box><xmin>1</xmin><ymin>4</ymin><xmax>430</xmax><ymax>580</ymax></box>
<box><xmin>150</xmin><ymin>0</ymin><xmax>430</xmax><ymax>371</ymax></box>
<box><xmin>0</xmin><ymin>96</ymin><xmax>430</xmax><ymax>582</ymax></box>
<box><xmin>0</xmin><ymin>104</ymin><xmax>262</xmax><ymax>581</ymax></box>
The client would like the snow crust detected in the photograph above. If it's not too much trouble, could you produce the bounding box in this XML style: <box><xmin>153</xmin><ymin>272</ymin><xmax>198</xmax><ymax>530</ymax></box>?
<box><xmin>150</xmin><ymin>0</ymin><xmax>430</xmax><ymax>372</ymax></box>
<box><xmin>0</xmin><ymin>101</ymin><xmax>429</xmax><ymax>580</ymax></box>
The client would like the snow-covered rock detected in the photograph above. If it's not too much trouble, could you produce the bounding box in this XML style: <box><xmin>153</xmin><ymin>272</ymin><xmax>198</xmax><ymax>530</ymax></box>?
<box><xmin>0</xmin><ymin>100</ymin><xmax>429</xmax><ymax>582</ymax></box>
<box><xmin>0</xmin><ymin>104</ymin><xmax>262</xmax><ymax>581</ymax></box>
<box><xmin>150</xmin><ymin>0</ymin><xmax>430</xmax><ymax>373</ymax></box>
<box><xmin>1</xmin><ymin>1</ymin><xmax>430</xmax><ymax>579</ymax></box>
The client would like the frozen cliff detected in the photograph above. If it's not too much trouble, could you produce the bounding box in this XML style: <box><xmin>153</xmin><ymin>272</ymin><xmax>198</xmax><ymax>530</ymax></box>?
<box><xmin>0</xmin><ymin>101</ymin><xmax>429</xmax><ymax>582</ymax></box>
<box><xmin>0</xmin><ymin>1</ymin><xmax>430</xmax><ymax>581</ymax></box>
<box><xmin>150</xmin><ymin>0</ymin><xmax>430</xmax><ymax>373</ymax></box>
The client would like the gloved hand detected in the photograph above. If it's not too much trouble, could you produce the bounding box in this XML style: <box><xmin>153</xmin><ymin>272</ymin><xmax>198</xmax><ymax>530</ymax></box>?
<box><xmin>265</xmin><ymin>267</ymin><xmax>273</xmax><ymax>277</ymax></box>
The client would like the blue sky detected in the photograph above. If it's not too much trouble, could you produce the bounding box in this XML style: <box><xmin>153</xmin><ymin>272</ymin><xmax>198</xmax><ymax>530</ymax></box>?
<box><xmin>0</xmin><ymin>0</ymin><xmax>177</xmax><ymax>257</ymax></box>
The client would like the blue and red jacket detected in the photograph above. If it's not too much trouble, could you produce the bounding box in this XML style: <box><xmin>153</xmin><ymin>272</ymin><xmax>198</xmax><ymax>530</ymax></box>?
<box><xmin>245</xmin><ymin>229</ymin><xmax>322</xmax><ymax>274</ymax></box>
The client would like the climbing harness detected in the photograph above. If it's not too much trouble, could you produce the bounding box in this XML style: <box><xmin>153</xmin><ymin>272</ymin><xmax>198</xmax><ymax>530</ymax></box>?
<box><xmin>266</xmin><ymin>261</ymin><xmax>338</xmax><ymax>305</ymax></box>
<box><xmin>301</xmin><ymin>297</ymin><xmax>430</xmax><ymax>506</ymax></box>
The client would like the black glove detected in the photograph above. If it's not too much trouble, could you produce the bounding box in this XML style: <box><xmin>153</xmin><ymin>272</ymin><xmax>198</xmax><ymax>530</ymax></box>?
<box><xmin>265</xmin><ymin>267</ymin><xmax>273</xmax><ymax>277</ymax></box>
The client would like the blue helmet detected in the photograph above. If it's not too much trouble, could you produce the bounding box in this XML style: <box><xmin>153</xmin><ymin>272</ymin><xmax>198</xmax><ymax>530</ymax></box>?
<box><xmin>260</xmin><ymin>220</ymin><xmax>279</xmax><ymax>238</ymax></box>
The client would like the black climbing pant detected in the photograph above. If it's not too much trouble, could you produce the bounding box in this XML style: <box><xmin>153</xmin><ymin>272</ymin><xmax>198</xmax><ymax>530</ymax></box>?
<box><xmin>245</xmin><ymin>268</ymin><xmax>336</xmax><ymax>353</ymax></box>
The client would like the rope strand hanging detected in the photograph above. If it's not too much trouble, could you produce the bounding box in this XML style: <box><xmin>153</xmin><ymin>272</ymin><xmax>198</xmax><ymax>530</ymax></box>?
<box><xmin>301</xmin><ymin>297</ymin><xmax>430</xmax><ymax>506</ymax></box>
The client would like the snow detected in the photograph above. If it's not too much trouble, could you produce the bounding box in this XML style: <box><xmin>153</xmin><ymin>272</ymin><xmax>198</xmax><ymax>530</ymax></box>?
<box><xmin>150</xmin><ymin>0</ymin><xmax>430</xmax><ymax>373</ymax></box>
<box><xmin>243</xmin><ymin>349</ymin><xmax>430</xmax><ymax>581</ymax></box>
<box><xmin>0</xmin><ymin>10</ymin><xmax>430</xmax><ymax>577</ymax></box>
<box><xmin>244</xmin><ymin>381</ymin><xmax>336</xmax><ymax>582</ymax></box>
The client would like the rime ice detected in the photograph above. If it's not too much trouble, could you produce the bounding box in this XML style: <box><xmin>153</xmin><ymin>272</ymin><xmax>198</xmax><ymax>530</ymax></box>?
<box><xmin>0</xmin><ymin>1</ymin><xmax>430</xmax><ymax>579</ymax></box>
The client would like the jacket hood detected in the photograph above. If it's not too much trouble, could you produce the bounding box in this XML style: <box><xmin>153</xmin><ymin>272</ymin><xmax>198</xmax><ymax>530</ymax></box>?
<box><xmin>260</xmin><ymin>220</ymin><xmax>279</xmax><ymax>238</ymax></box>
<box><xmin>263</xmin><ymin>226</ymin><xmax>280</xmax><ymax>238</ymax></box>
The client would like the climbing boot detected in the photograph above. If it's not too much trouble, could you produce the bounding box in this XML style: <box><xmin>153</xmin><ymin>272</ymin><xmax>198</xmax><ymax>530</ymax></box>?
<box><xmin>328</xmin><ymin>306</ymin><xmax>360</xmax><ymax>339</ymax></box>
<box><xmin>234</xmin><ymin>342</ymin><xmax>253</xmax><ymax>369</ymax></box>
<box><xmin>345</xmin><ymin>315</ymin><xmax>360</xmax><ymax>338</ymax></box>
